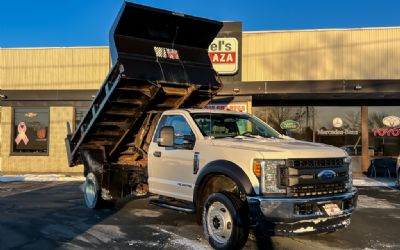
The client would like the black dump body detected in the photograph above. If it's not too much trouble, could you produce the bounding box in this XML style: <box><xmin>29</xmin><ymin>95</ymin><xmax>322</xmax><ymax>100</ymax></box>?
<box><xmin>65</xmin><ymin>2</ymin><xmax>222</xmax><ymax>175</ymax></box>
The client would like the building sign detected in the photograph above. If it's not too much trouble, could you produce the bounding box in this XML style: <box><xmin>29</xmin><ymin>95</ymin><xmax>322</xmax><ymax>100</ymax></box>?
<box><xmin>280</xmin><ymin>120</ymin><xmax>300</xmax><ymax>130</ymax></box>
<box><xmin>317</xmin><ymin>117</ymin><xmax>359</xmax><ymax>136</ymax></box>
<box><xmin>382</xmin><ymin>116</ymin><xmax>400</xmax><ymax>127</ymax></box>
<box><xmin>208</xmin><ymin>38</ymin><xmax>239</xmax><ymax>75</ymax></box>
<box><xmin>332</xmin><ymin>117</ymin><xmax>343</xmax><ymax>128</ymax></box>
<box><xmin>206</xmin><ymin>102</ymin><xmax>247</xmax><ymax>113</ymax></box>
<box><xmin>317</xmin><ymin>129</ymin><xmax>359</xmax><ymax>136</ymax></box>
<box><xmin>372</xmin><ymin>115</ymin><xmax>400</xmax><ymax>137</ymax></box>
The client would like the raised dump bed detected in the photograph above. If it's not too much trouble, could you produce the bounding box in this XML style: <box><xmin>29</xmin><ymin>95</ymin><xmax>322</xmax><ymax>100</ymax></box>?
<box><xmin>65</xmin><ymin>2</ymin><xmax>223</xmax><ymax>170</ymax></box>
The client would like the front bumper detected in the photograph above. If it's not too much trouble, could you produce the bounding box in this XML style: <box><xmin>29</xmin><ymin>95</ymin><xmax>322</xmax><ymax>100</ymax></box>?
<box><xmin>247</xmin><ymin>188</ymin><xmax>358</xmax><ymax>235</ymax></box>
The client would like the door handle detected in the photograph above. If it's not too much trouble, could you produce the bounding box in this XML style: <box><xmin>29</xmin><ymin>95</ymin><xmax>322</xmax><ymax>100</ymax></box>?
<box><xmin>153</xmin><ymin>151</ymin><xmax>161</xmax><ymax>157</ymax></box>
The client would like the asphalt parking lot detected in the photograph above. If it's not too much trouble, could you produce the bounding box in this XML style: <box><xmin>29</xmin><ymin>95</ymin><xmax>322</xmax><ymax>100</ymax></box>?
<box><xmin>0</xmin><ymin>181</ymin><xmax>399</xmax><ymax>250</ymax></box>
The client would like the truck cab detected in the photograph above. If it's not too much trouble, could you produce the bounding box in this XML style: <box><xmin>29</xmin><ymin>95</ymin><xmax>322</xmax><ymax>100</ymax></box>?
<box><xmin>149</xmin><ymin>109</ymin><xmax>357</xmax><ymax>247</ymax></box>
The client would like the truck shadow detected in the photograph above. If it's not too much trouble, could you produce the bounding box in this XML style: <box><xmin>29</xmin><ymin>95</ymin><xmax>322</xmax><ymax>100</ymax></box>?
<box><xmin>0</xmin><ymin>181</ymin><xmax>282</xmax><ymax>249</ymax></box>
<box><xmin>0</xmin><ymin>181</ymin><xmax>121</xmax><ymax>249</ymax></box>
<box><xmin>252</xmin><ymin>228</ymin><xmax>275</xmax><ymax>250</ymax></box>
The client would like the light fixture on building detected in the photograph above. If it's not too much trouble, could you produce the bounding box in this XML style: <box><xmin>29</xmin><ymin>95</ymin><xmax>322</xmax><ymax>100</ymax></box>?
<box><xmin>233</xmin><ymin>88</ymin><xmax>240</xmax><ymax>94</ymax></box>
<box><xmin>0</xmin><ymin>89</ymin><xmax>7</xmax><ymax>100</ymax></box>
<box><xmin>354</xmin><ymin>84</ymin><xmax>362</xmax><ymax>91</ymax></box>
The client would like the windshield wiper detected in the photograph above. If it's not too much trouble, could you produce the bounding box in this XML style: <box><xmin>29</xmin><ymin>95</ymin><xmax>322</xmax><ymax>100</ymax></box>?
<box><xmin>235</xmin><ymin>133</ymin><xmax>262</xmax><ymax>139</ymax></box>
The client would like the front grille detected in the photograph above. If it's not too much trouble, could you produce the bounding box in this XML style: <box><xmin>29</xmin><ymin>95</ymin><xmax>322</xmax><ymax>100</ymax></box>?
<box><xmin>282</xmin><ymin>158</ymin><xmax>348</xmax><ymax>197</ymax></box>
<box><xmin>288</xmin><ymin>158</ymin><xmax>344</xmax><ymax>168</ymax></box>
<box><xmin>288</xmin><ymin>183</ymin><xmax>347</xmax><ymax>197</ymax></box>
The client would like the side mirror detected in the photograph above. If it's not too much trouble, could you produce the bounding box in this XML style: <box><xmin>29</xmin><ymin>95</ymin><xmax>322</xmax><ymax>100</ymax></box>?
<box><xmin>158</xmin><ymin>126</ymin><xmax>174</xmax><ymax>147</ymax></box>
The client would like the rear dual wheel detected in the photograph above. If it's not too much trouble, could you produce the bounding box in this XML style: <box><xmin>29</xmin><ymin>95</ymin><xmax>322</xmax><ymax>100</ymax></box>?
<box><xmin>84</xmin><ymin>172</ymin><xmax>114</xmax><ymax>209</ymax></box>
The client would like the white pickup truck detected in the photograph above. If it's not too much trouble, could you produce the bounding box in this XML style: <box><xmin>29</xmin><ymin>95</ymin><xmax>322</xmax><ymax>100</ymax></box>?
<box><xmin>146</xmin><ymin>108</ymin><xmax>357</xmax><ymax>248</ymax></box>
<box><xmin>66</xmin><ymin>3</ymin><xmax>357</xmax><ymax>249</ymax></box>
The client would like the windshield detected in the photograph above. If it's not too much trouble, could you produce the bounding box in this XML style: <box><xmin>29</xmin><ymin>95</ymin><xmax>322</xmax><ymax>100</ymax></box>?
<box><xmin>191</xmin><ymin>112</ymin><xmax>281</xmax><ymax>139</ymax></box>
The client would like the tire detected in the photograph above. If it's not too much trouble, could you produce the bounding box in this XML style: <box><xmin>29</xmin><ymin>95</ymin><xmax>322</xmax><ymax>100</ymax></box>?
<box><xmin>84</xmin><ymin>172</ymin><xmax>114</xmax><ymax>209</ymax></box>
<box><xmin>202</xmin><ymin>192</ymin><xmax>249</xmax><ymax>250</ymax></box>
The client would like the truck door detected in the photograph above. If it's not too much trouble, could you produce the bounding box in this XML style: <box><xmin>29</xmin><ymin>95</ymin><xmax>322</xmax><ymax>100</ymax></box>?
<box><xmin>148</xmin><ymin>114</ymin><xmax>197</xmax><ymax>202</ymax></box>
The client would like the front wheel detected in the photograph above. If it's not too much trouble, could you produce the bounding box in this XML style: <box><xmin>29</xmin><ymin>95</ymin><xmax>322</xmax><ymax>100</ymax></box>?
<box><xmin>202</xmin><ymin>192</ymin><xmax>249</xmax><ymax>250</ymax></box>
<box><xmin>84</xmin><ymin>172</ymin><xmax>114</xmax><ymax>209</ymax></box>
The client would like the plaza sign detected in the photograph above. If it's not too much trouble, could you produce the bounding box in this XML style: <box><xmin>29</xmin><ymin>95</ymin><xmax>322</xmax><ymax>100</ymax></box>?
<box><xmin>208</xmin><ymin>38</ymin><xmax>238</xmax><ymax>75</ymax></box>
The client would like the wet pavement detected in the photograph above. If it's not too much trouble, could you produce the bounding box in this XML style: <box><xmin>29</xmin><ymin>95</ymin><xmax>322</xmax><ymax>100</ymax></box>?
<box><xmin>0</xmin><ymin>181</ymin><xmax>399</xmax><ymax>250</ymax></box>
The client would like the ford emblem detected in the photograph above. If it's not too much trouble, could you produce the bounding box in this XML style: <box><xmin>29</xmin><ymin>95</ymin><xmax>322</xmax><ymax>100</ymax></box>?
<box><xmin>317</xmin><ymin>170</ymin><xmax>336</xmax><ymax>181</ymax></box>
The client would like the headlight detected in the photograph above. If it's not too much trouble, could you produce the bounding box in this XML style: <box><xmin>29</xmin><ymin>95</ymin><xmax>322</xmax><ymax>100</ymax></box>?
<box><xmin>345</xmin><ymin>156</ymin><xmax>353</xmax><ymax>190</ymax></box>
<box><xmin>254</xmin><ymin>159</ymin><xmax>286</xmax><ymax>194</ymax></box>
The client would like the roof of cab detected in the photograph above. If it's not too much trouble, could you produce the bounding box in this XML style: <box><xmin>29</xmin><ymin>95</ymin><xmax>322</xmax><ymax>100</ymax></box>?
<box><xmin>162</xmin><ymin>108</ymin><xmax>248</xmax><ymax>115</ymax></box>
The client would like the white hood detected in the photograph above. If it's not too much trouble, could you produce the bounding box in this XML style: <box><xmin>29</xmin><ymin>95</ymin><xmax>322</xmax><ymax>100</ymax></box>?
<box><xmin>210</xmin><ymin>136</ymin><xmax>346</xmax><ymax>159</ymax></box>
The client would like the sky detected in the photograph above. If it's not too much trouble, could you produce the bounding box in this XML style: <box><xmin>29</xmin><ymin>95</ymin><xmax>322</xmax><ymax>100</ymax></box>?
<box><xmin>1</xmin><ymin>0</ymin><xmax>400</xmax><ymax>48</ymax></box>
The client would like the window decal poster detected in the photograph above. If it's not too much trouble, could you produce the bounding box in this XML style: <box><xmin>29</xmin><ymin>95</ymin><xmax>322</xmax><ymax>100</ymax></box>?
<box><xmin>15</xmin><ymin>122</ymin><xmax>29</xmax><ymax>145</ymax></box>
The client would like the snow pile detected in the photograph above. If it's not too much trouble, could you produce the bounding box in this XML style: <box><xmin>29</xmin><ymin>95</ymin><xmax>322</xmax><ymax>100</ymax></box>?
<box><xmin>0</xmin><ymin>174</ymin><xmax>84</xmax><ymax>182</ymax></box>
<box><xmin>148</xmin><ymin>225</ymin><xmax>209</xmax><ymax>250</ymax></box>
<box><xmin>353</xmin><ymin>177</ymin><xmax>397</xmax><ymax>188</ymax></box>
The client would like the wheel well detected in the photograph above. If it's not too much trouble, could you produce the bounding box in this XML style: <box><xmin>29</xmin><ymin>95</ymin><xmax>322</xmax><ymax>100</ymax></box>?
<box><xmin>195</xmin><ymin>174</ymin><xmax>243</xmax><ymax>223</ymax></box>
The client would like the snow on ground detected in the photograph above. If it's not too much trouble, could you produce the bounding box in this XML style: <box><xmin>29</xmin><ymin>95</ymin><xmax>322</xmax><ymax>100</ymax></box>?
<box><xmin>148</xmin><ymin>225</ymin><xmax>209</xmax><ymax>250</ymax></box>
<box><xmin>0</xmin><ymin>174</ymin><xmax>84</xmax><ymax>182</ymax></box>
<box><xmin>353</xmin><ymin>177</ymin><xmax>397</xmax><ymax>188</ymax></box>
<box><xmin>357</xmin><ymin>194</ymin><xmax>397</xmax><ymax>209</ymax></box>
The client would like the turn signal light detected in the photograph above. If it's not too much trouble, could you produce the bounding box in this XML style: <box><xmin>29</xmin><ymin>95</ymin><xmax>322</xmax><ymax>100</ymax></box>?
<box><xmin>253</xmin><ymin>160</ymin><xmax>261</xmax><ymax>177</ymax></box>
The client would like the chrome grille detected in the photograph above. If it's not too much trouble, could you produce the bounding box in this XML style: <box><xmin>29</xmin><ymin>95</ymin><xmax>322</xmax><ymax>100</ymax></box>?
<box><xmin>283</xmin><ymin>158</ymin><xmax>348</xmax><ymax>197</ymax></box>
<box><xmin>288</xmin><ymin>158</ymin><xmax>344</xmax><ymax>168</ymax></box>
<box><xmin>289</xmin><ymin>183</ymin><xmax>347</xmax><ymax>197</ymax></box>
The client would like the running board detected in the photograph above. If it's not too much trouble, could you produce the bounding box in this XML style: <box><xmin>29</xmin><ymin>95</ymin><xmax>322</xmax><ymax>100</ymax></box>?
<box><xmin>150</xmin><ymin>198</ymin><xmax>195</xmax><ymax>213</ymax></box>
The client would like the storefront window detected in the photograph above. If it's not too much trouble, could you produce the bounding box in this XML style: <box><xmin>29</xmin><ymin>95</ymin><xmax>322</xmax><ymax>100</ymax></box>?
<box><xmin>253</xmin><ymin>106</ymin><xmax>362</xmax><ymax>151</ymax></box>
<box><xmin>314</xmin><ymin>107</ymin><xmax>361</xmax><ymax>152</ymax></box>
<box><xmin>75</xmin><ymin>107</ymin><xmax>88</xmax><ymax>129</ymax></box>
<box><xmin>368</xmin><ymin>106</ymin><xmax>400</xmax><ymax>157</ymax></box>
<box><xmin>253</xmin><ymin>106</ymin><xmax>314</xmax><ymax>141</ymax></box>
<box><xmin>12</xmin><ymin>108</ymin><xmax>49</xmax><ymax>154</ymax></box>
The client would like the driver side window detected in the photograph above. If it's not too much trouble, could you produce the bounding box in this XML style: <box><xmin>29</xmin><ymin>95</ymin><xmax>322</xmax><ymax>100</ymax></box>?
<box><xmin>154</xmin><ymin>115</ymin><xmax>194</xmax><ymax>146</ymax></box>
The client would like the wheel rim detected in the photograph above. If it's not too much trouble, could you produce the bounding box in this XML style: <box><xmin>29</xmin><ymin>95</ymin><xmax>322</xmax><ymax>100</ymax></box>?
<box><xmin>206</xmin><ymin>201</ymin><xmax>233</xmax><ymax>244</ymax></box>
<box><xmin>84</xmin><ymin>178</ymin><xmax>97</xmax><ymax>208</ymax></box>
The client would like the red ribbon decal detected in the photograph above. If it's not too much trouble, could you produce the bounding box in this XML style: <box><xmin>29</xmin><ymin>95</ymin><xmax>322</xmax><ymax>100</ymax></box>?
<box><xmin>15</xmin><ymin>122</ymin><xmax>29</xmax><ymax>145</ymax></box>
